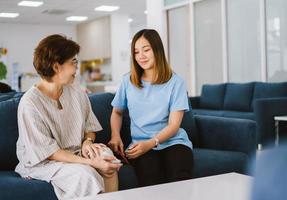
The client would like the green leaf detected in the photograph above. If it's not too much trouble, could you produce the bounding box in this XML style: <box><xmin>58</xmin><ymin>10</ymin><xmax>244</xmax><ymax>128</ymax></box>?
<box><xmin>0</xmin><ymin>61</ymin><xmax>7</xmax><ymax>80</ymax></box>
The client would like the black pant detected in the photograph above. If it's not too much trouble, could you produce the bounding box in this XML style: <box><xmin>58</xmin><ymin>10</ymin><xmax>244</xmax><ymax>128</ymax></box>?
<box><xmin>130</xmin><ymin>144</ymin><xmax>193</xmax><ymax>187</ymax></box>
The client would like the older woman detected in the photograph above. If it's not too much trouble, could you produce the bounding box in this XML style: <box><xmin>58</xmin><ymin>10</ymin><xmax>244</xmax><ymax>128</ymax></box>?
<box><xmin>15</xmin><ymin>34</ymin><xmax>122</xmax><ymax>200</ymax></box>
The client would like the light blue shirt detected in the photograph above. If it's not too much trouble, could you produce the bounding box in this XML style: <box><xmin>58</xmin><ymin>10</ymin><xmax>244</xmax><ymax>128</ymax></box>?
<box><xmin>111</xmin><ymin>73</ymin><xmax>193</xmax><ymax>150</ymax></box>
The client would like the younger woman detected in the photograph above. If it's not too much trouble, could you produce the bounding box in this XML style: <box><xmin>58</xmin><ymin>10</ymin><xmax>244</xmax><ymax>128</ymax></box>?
<box><xmin>108</xmin><ymin>29</ymin><xmax>193</xmax><ymax>186</ymax></box>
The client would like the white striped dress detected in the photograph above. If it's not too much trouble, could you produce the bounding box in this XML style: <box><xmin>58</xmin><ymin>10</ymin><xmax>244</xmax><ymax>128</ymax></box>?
<box><xmin>15</xmin><ymin>84</ymin><xmax>104</xmax><ymax>200</ymax></box>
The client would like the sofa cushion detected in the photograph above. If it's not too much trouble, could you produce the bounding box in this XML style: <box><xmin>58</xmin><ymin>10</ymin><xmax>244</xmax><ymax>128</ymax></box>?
<box><xmin>0</xmin><ymin>171</ymin><xmax>57</xmax><ymax>200</ymax></box>
<box><xmin>192</xmin><ymin>148</ymin><xmax>248</xmax><ymax>178</ymax></box>
<box><xmin>0</xmin><ymin>98</ymin><xmax>21</xmax><ymax>170</ymax></box>
<box><xmin>252</xmin><ymin>82</ymin><xmax>287</xmax><ymax>110</ymax></box>
<box><xmin>222</xmin><ymin>111</ymin><xmax>255</xmax><ymax>120</ymax></box>
<box><xmin>200</xmin><ymin>84</ymin><xmax>226</xmax><ymax>110</ymax></box>
<box><xmin>88</xmin><ymin>93</ymin><xmax>114</xmax><ymax>144</ymax></box>
<box><xmin>0</xmin><ymin>94</ymin><xmax>12</xmax><ymax>102</ymax></box>
<box><xmin>224</xmin><ymin>82</ymin><xmax>254</xmax><ymax>112</ymax></box>
<box><xmin>181</xmin><ymin>100</ymin><xmax>199</xmax><ymax>147</ymax></box>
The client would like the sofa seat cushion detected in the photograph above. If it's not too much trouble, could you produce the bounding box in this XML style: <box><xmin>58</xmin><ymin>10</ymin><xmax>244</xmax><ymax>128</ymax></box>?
<box><xmin>192</xmin><ymin>149</ymin><xmax>248</xmax><ymax>178</ymax></box>
<box><xmin>222</xmin><ymin>111</ymin><xmax>255</xmax><ymax>120</ymax></box>
<box><xmin>193</xmin><ymin>109</ymin><xmax>224</xmax><ymax>117</ymax></box>
<box><xmin>224</xmin><ymin>82</ymin><xmax>254</xmax><ymax>112</ymax></box>
<box><xmin>0</xmin><ymin>171</ymin><xmax>57</xmax><ymax>200</ymax></box>
<box><xmin>200</xmin><ymin>83</ymin><xmax>226</xmax><ymax>109</ymax></box>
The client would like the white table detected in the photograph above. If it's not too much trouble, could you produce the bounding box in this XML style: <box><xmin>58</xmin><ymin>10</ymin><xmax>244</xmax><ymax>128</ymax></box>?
<box><xmin>274</xmin><ymin>116</ymin><xmax>287</xmax><ymax>146</ymax></box>
<box><xmin>77</xmin><ymin>173</ymin><xmax>253</xmax><ymax>200</ymax></box>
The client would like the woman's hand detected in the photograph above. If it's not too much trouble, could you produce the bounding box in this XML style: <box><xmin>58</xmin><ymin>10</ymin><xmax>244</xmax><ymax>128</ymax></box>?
<box><xmin>125</xmin><ymin>140</ymin><xmax>155</xmax><ymax>159</ymax></box>
<box><xmin>82</xmin><ymin>141</ymin><xmax>106</xmax><ymax>159</ymax></box>
<box><xmin>108</xmin><ymin>135</ymin><xmax>124</xmax><ymax>155</ymax></box>
<box><xmin>89</xmin><ymin>155</ymin><xmax>122</xmax><ymax>178</ymax></box>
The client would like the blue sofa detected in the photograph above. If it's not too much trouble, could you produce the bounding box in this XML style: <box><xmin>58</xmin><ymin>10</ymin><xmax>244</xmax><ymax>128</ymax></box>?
<box><xmin>0</xmin><ymin>92</ymin><xmax>256</xmax><ymax>200</ymax></box>
<box><xmin>190</xmin><ymin>82</ymin><xmax>287</xmax><ymax>147</ymax></box>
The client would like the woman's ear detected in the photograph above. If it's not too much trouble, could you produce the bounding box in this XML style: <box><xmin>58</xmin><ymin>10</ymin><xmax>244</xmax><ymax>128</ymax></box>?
<box><xmin>52</xmin><ymin>62</ymin><xmax>60</xmax><ymax>73</ymax></box>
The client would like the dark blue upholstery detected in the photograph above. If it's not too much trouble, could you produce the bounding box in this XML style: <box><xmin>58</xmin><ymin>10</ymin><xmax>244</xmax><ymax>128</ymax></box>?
<box><xmin>200</xmin><ymin>84</ymin><xmax>226</xmax><ymax>109</ymax></box>
<box><xmin>0</xmin><ymin>92</ymin><xmax>256</xmax><ymax>200</ymax></box>
<box><xmin>252</xmin><ymin>82</ymin><xmax>287</xmax><ymax>110</ymax></box>
<box><xmin>254</xmin><ymin>97</ymin><xmax>287</xmax><ymax>145</ymax></box>
<box><xmin>190</xmin><ymin>82</ymin><xmax>287</xmax><ymax>146</ymax></box>
<box><xmin>88</xmin><ymin>93</ymin><xmax>114</xmax><ymax>145</ymax></box>
<box><xmin>192</xmin><ymin>109</ymin><xmax>224</xmax><ymax>117</ymax></box>
<box><xmin>224</xmin><ymin>83</ymin><xmax>254</xmax><ymax>111</ymax></box>
<box><xmin>188</xmin><ymin>96</ymin><xmax>200</xmax><ymax>109</ymax></box>
<box><xmin>195</xmin><ymin>116</ymin><xmax>256</xmax><ymax>154</ymax></box>
<box><xmin>222</xmin><ymin>111</ymin><xmax>254</xmax><ymax>120</ymax></box>
<box><xmin>0</xmin><ymin>171</ymin><xmax>57</xmax><ymax>200</ymax></box>
<box><xmin>193</xmin><ymin>109</ymin><xmax>255</xmax><ymax>123</ymax></box>
<box><xmin>0</xmin><ymin>98</ymin><xmax>20</xmax><ymax>170</ymax></box>
<box><xmin>192</xmin><ymin>149</ymin><xmax>248</xmax><ymax>178</ymax></box>
<box><xmin>251</xmin><ymin>144</ymin><xmax>287</xmax><ymax>200</ymax></box>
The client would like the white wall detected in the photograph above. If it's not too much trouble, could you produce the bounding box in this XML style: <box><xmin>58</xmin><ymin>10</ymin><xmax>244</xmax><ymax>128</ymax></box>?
<box><xmin>110</xmin><ymin>14</ymin><xmax>130</xmax><ymax>82</ymax></box>
<box><xmin>146</xmin><ymin>0</ymin><xmax>168</xmax><ymax>52</ymax></box>
<box><xmin>0</xmin><ymin>23</ymin><xmax>76</xmax><ymax>84</ymax></box>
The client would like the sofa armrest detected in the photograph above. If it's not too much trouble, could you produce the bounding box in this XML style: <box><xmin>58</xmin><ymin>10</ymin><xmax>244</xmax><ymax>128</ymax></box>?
<box><xmin>189</xmin><ymin>96</ymin><xmax>200</xmax><ymax>108</ymax></box>
<box><xmin>254</xmin><ymin>97</ymin><xmax>287</xmax><ymax>146</ymax></box>
<box><xmin>195</xmin><ymin>115</ymin><xmax>256</xmax><ymax>155</ymax></box>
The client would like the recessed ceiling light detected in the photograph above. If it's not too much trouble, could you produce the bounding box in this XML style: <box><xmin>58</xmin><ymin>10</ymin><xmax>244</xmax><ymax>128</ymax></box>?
<box><xmin>0</xmin><ymin>13</ymin><xmax>19</xmax><ymax>18</ymax></box>
<box><xmin>18</xmin><ymin>1</ymin><xmax>43</xmax><ymax>7</ymax></box>
<box><xmin>95</xmin><ymin>5</ymin><xmax>119</xmax><ymax>12</ymax></box>
<box><xmin>144</xmin><ymin>10</ymin><xmax>148</xmax><ymax>14</ymax></box>
<box><xmin>128</xmin><ymin>18</ymin><xmax>133</xmax><ymax>23</ymax></box>
<box><xmin>66</xmin><ymin>16</ymin><xmax>88</xmax><ymax>22</ymax></box>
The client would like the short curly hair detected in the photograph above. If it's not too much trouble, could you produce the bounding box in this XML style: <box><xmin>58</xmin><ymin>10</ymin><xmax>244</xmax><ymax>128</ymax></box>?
<box><xmin>33</xmin><ymin>34</ymin><xmax>80</xmax><ymax>80</ymax></box>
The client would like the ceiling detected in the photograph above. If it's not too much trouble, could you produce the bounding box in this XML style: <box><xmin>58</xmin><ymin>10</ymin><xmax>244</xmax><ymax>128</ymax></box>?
<box><xmin>0</xmin><ymin>0</ymin><xmax>146</xmax><ymax>26</ymax></box>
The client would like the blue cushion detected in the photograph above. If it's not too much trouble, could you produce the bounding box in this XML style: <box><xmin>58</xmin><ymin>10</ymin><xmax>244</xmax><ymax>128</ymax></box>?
<box><xmin>88</xmin><ymin>93</ymin><xmax>114</xmax><ymax>145</ymax></box>
<box><xmin>0</xmin><ymin>95</ymin><xmax>12</xmax><ymax>102</ymax></box>
<box><xmin>192</xmin><ymin>148</ymin><xmax>248</xmax><ymax>178</ymax></box>
<box><xmin>200</xmin><ymin>84</ymin><xmax>226</xmax><ymax>109</ymax></box>
<box><xmin>222</xmin><ymin>111</ymin><xmax>254</xmax><ymax>120</ymax></box>
<box><xmin>195</xmin><ymin>115</ymin><xmax>256</xmax><ymax>154</ymax></box>
<box><xmin>0</xmin><ymin>171</ymin><xmax>57</xmax><ymax>200</ymax></box>
<box><xmin>181</xmin><ymin>100</ymin><xmax>199</xmax><ymax>147</ymax></box>
<box><xmin>252</xmin><ymin>82</ymin><xmax>287</xmax><ymax>110</ymax></box>
<box><xmin>224</xmin><ymin>82</ymin><xmax>254</xmax><ymax>111</ymax></box>
<box><xmin>88</xmin><ymin>93</ymin><xmax>132</xmax><ymax>148</ymax></box>
<box><xmin>0</xmin><ymin>98</ymin><xmax>21</xmax><ymax>170</ymax></box>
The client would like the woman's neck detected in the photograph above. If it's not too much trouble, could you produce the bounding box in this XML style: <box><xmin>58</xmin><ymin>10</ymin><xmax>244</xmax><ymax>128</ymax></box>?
<box><xmin>37</xmin><ymin>79</ymin><xmax>63</xmax><ymax>100</ymax></box>
<box><xmin>142</xmin><ymin>69</ymin><xmax>154</xmax><ymax>82</ymax></box>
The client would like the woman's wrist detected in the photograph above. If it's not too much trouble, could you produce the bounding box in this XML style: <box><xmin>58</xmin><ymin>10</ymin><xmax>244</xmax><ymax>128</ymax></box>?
<box><xmin>147</xmin><ymin>138</ymin><xmax>156</xmax><ymax>149</ymax></box>
<box><xmin>111</xmin><ymin>132</ymin><xmax>121</xmax><ymax>138</ymax></box>
<box><xmin>82</xmin><ymin>139</ymin><xmax>93</xmax><ymax>147</ymax></box>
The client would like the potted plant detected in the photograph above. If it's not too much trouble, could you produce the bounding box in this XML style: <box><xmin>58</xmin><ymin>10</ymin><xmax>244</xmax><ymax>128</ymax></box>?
<box><xmin>0</xmin><ymin>61</ymin><xmax>7</xmax><ymax>80</ymax></box>
<box><xmin>0</xmin><ymin>48</ymin><xmax>8</xmax><ymax>80</ymax></box>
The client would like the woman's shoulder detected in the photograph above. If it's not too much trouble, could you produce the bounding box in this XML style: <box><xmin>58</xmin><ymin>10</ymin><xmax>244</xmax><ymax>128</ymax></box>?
<box><xmin>122</xmin><ymin>72</ymin><xmax>131</xmax><ymax>82</ymax></box>
<box><xmin>18</xmin><ymin>87</ymin><xmax>43</xmax><ymax>111</ymax></box>
<box><xmin>170</xmin><ymin>73</ymin><xmax>185</xmax><ymax>85</ymax></box>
